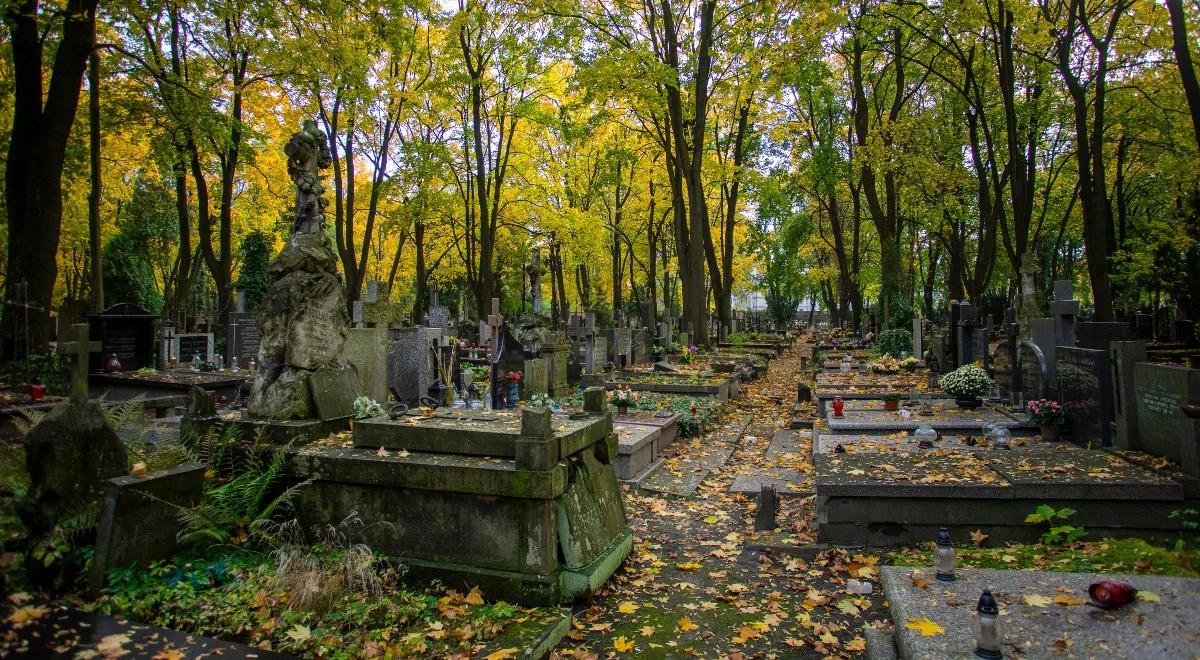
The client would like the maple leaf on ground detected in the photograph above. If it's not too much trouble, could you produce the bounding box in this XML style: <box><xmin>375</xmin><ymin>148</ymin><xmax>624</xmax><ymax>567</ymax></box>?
<box><xmin>905</xmin><ymin>618</ymin><xmax>945</xmax><ymax>637</ymax></box>
<box><xmin>97</xmin><ymin>633</ymin><xmax>132</xmax><ymax>658</ymax></box>
<box><xmin>613</xmin><ymin>636</ymin><xmax>635</xmax><ymax>653</ymax></box>
<box><xmin>1023</xmin><ymin>594</ymin><xmax>1053</xmax><ymax>607</ymax></box>
<box><xmin>910</xmin><ymin>572</ymin><xmax>934</xmax><ymax>589</ymax></box>
<box><xmin>638</xmin><ymin>625</ymin><xmax>656</xmax><ymax>636</ymax></box>
<box><xmin>617</xmin><ymin>601</ymin><xmax>639</xmax><ymax>614</ymax></box>
<box><xmin>465</xmin><ymin>586</ymin><xmax>485</xmax><ymax>606</ymax></box>
<box><xmin>1138</xmin><ymin>591</ymin><xmax>1161</xmax><ymax>603</ymax></box>
<box><xmin>1054</xmin><ymin>595</ymin><xmax>1087</xmax><ymax>606</ymax></box>
<box><xmin>151</xmin><ymin>649</ymin><xmax>186</xmax><ymax>660</ymax></box>
<box><xmin>677</xmin><ymin>616</ymin><xmax>698</xmax><ymax>632</ymax></box>
<box><xmin>676</xmin><ymin>561</ymin><xmax>702</xmax><ymax>571</ymax></box>
<box><xmin>6</xmin><ymin>605</ymin><xmax>49</xmax><ymax>627</ymax></box>
<box><xmin>484</xmin><ymin>648</ymin><xmax>519</xmax><ymax>660</ymax></box>
<box><xmin>970</xmin><ymin>529</ymin><xmax>989</xmax><ymax>546</ymax></box>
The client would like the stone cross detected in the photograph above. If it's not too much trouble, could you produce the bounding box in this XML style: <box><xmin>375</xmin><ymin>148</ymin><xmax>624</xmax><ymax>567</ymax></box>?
<box><xmin>58</xmin><ymin>323</ymin><xmax>101</xmax><ymax>403</ymax></box>
<box><xmin>487</xmin><ymin>297</ymin><xmax>504</xmax><ymax>359</ymax></box>
<box><xmin>527</xmin><ymin>249</ymin><xmax>543</xmax><ymax>315</ymax></box>
<box><xmin>1050</xmin><ymin>280</ymin><xmax>1079</xmax><ymax>348</ymax></box>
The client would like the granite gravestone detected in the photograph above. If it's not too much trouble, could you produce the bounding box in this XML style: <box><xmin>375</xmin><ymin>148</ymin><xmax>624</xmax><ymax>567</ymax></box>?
<box><xmin>388</xmin><ymin>326</ymin><xmax>441</xmax><ymax>404</ymax></box>
<box><xmin>1133</xmin><ymin>363</ymin><xmax>1200</xmax><ymax>477</ymax></box>
<box><xmin>1029</xmin><ymin>318</ymin><xmax>1058</xmax><ymax>389</ymax></box>
<box><xmin>1018</xmin><ymin>340</ymin><xmax>1049</xmax><ymax>401</ymax></box>
<box><xmin>88</xmin><ymin>303</ymin><xmax>157</xmax><ymax>372</ymax></box>
<box><xmin>227</xmin><ymin>311</ymin><xmax>261</xmax><ymax>367</ymax></box>
<box><xmin>346</xmin><ymin>326</ymin><xmax>389</xmax><ymax>403</ymax></box>
<box><xmin>177</xmin><ymin>332</ymin><xmax>214</xmax><ymax>364</ymax></box>
<box><xmin>1056</xmin><ymin>347</ymin><xmax>1113</xmax><ymax>446</ymax></box>
<box><xmin>1111</xmin><ymin>341</ymin><xmax>1148</xmax><ymax>452</ymax></box>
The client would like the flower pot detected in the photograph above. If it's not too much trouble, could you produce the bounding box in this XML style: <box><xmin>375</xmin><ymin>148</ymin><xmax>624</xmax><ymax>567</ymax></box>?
<box><xmin>617</xmin><ymin>405</ymin><xmax>629</xmax><ymax>415</ymax></box>
<box><xmin>954</xmin><ymin>398</ymin><xmax>982</xmax><ymax>409</ymax></box>
<box><xmin>883</xmin><ymin>400</ymin><xmax>900</xmax><ymax>411</ymax></box>
<box><xmin>1040</xmin><ymin>424</ymin><xmax>1061</xmax><ymax>441</ymax></box>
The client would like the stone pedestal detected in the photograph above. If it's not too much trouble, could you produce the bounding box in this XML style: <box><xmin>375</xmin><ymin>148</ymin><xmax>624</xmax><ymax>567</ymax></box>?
<box><xmin>248</xmin><ymin>232</ymin><xmax>349</xmax><ymax>419</ymax></box>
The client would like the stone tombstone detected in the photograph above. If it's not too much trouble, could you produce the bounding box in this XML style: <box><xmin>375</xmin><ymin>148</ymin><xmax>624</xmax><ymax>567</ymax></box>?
<box><xmin>658</xmin><ymin>320</ymin><xmax>673</xmax><ymax>352</ymax></box>
<box><xmin>639</xmin><ymin>299</ymin><xmax>654</xmax><ymax>330</ymax></box>
<box><xmin>1173</xmin><ymin>319</ymin><xmax>1198</xmax><ymax>346</ymax></box>
<box><xmin>912</xmin><ymin>316</ymin><xmax>922</xmax><ymax>358</ymax></box>
<box><xmin>632</xmin><ymin>328</ymin><xmax>652</xmax><ymax>364</ymax></box>
<box><xmin>1111</xmin><ymin>341</ymin><xmax>1148</xmax><ymax>452</ymax></box>
<box><xmin>533</xmin><ymin>329</ymin><xmax>570</xmax><ymax>398</ymax></box>
<box><xmin>159</xmin><ymin>325</ymin><xmax>177</xmax><ymax>368</ymax></box>
<box><xmin>1056</xmin><ymin>347</ymin><xmax>1114</xmax><ymax>446</ymax></box>
<box><xmin>1050</xmin><ymin>279</ymin><xmax>1079</xmax><ymax>347</ymax></box>
<box><xmin>1029</xmin><ymin>318</ymin><xmax>1058</xmax><ymax>389</ymax></box>
<box><xmin>523</xmin><ymin>357</ymin><xmax>548</xmax><ymax>398</ymax></box>
<box><xmin>309</xmin><ymin>366</ymin><xmax>360</xmax><ymax>420</ymax></box>
<box><xmin>87</xmin><ymin>303</ymin><xmax>157</xmax><ymax>372</ymax></box>
<box><xmin>18</xmin><ymin>401</ymin><xmax>128</xmax><ymax>542</ymax></box>
<box><xmin>494</xmin><ymin>325</ymin><xmax>527</xmax><ymax>380</ymax></box>
<box><xmin>388</xmin><ymin>326</ymin><xmax>441</xmax><ymax>404</ymax></box>
<box><xmin>1134</xmin><ymin>362</ymin><xmax>1200</xmax><ymax>477</ymax></box>
<box><xmin>586</xmin><ymin>336</ymin><xmax>608</xmax><ymax>374</ymax></box>
<box><xmin>1075</xmin><ymin>321</ymin><xmax>1131</xmax><ymax>352</ymax></box>
<box><xmin>177</xmin><ymin>332</ymin><xmax>214</xmax><ymax>363</ymax></box>
<box><xmin>948</xmin><ymin>302</ymin><xmax>962</xmax><ymax>369</ymax></box>
<box><xmin>427</xmin><ymin>305</ymin><xmax>449</xmax><ymax>329</ymax></box>
<box><xmin>345</xmin><ymin>326</ymin><xmax>389</xmax><ymax>403</ymax></box>
<box><xmin>1135</xmin><ymin>313</ymin><xmax>1154</xmax><ymax>340</ymax></box>
<box><xmin>993</xmin><ymin>338</ymin><xmax>1015</xmax><ymax>400</ymax></box>
<box><xmin>955</xmin><ymin>302</ymin><xmax>981</xmax><ymax>367</ymax></box>
<box><xmin>1018</xmin><ymin>340</ymin><xmax>1049</xmax><ymax>401</ymax></box>
<box><xmin>227</xmin><ymin>311</ymin><xmax>261</xmax><ymax>367</ymax></box>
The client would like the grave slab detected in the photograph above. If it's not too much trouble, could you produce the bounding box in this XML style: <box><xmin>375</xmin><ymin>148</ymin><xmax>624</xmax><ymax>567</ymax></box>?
<box><xmin>983</xmin><ymin>448</ymin><xmax>1183</xmax><ymax>500</ymax></box>
<box><xmin>881</xmin><ymin>565</ymin><xmax>1200</xmax><ymax>660</ymax></box>
<box><xmin>815</xmin><ymin>452</ymin><xmax>1010</xmax><ymax>499</ymax></box>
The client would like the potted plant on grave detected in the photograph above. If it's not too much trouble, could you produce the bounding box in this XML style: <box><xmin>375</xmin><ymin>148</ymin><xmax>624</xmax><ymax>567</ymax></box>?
<box><xmin>651</xmin><ymin>344</ymin><xmax>664</xmax><ymax>361</ymax></box>
<box><xmin>1026</xmin><ymin>399</ymin><xmax>1065</xmax><ymax>440</ymax></box>
<box><xmin>610</xmin><ymin>385</ymin><xmax>635</xmax><ymax>414</ymax></box>
<box><xmin>505</xmin><ymin>370</ymin><xmax>522</xmax><ymax>408</ymax></box>
<box><xmin>882</xmin><ymin>392</ymin><xmax>902</xmax><ymax>412</ymax></box>
<box><xmin>678</xmin><ymin>345</ymin><xmax>698</xmax><ymax>364</ymax></box>
<box><xmin>939</xmin><ymin>364</ymin><xmax>991</xmax><ymax>409</ymax></box>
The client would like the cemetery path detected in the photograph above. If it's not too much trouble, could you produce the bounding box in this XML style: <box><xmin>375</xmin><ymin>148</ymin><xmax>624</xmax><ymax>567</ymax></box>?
<box><xmin>555</xmin><ymin>340</ymin><xmax>890</xmax><ymax>659</ymax></box>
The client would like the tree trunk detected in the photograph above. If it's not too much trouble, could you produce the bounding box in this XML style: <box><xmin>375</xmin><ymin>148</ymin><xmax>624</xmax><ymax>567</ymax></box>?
<box><xmin>87</xmin><ymin>49</ymin><xmax>103</xmax><ymax>313</ymax></box>
<box><xmin>3</xmin><ymin>0</ymin><xmax>99</xmax><ymax>357</ymax></box>
<box><xmin>1167</xmin><ymin>0</ymin><xmax>1200</xmax><ymax>156</ymax></box>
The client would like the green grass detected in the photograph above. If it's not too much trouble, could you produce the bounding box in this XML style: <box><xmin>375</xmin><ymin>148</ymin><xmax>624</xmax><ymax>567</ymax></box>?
<box><xmin>0</xmin><ymin>442</ymin><xmax>29</xmax><ymax>545</ymax></box>
<box><xmin>887</xmin><ymin>538</ymin><xmax>1199</xmax><ymax>577</ymax></box>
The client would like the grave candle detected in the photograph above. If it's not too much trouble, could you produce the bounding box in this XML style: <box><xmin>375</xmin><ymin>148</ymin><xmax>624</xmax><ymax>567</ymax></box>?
<box><xmin>934</xmin><ymin>527</ymin><xmax>956</xmax><ymax>581</ymax></box>
<box><xmin>973</xmin><ymin>589</ymin><xmax>1002</xmax><ymax>659</ymax></box>
<box><xmin>832</xmin><ymin>397</ymin><xmax>845</xmax><ymax>417</ymax></box>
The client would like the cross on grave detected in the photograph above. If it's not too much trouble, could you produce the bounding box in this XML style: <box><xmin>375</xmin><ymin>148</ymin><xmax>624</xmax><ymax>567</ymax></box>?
<box><xmin>487</xmin><ymin>298</ymin><xmax>505</xmax><ymax>409</ymax></box>
<box><xmin>1050</xmin><ymin>280</ymin><xmax>1079</xmax><ymax>347</ymax></box>
<box><xmin>58</xmin><ymin>323</ymin><xmax>101</xmax><ymax>403</ymax></box>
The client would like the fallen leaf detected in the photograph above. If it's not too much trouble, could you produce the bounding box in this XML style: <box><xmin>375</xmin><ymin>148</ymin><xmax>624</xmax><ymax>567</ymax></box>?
<box><xmin>465</xmin><ymin>586</ymin><xmax>485</xmax><ymax>606</ymax></box>
<box><xmin>970</xmin><ymin>529</ymin><xmax>988</xmax><ymax>545</ymax></box>
<box><xmin>1138</xmin><ymin>590</ymin><xmax>1161</xmax><ymax>603</ymax></box>
<box><xmin>1024</xmin><ymin>594</ymin><xmax>1053</xmax><ymax>607</ymax></box>
<box><xmin>1054</xmin><ymin>595</ymin><xmax>1087</xmax><ymax>606</ymax></box>
<box><xmin>151</xmin><ymin>649</ymin><xmax>186</xmax><ymax>660</ymax></box>
<box><xmin>905</xmin><ymin>618</ymin><xmax>944</xmax><ymax>637</ymax></box>
<box><xmin>617</xmin><ymin>601</ymin><xmax>639</xmax><ymax>614</ymax></box>
<box><xmin>677</xmin><ymin>616</ymin><xmax>697</xmax><ymax>632</ymax></box>
<box><xmin>484</xmin><ymin>649</ymin><xmax>518</xmax><ymax>660</ymax></box>
<box><xmin>846</xmin><ymin>637</ymin><xmax>867</xmax><ymax>652</ymax></box>
<box><xmin>286</xmin><ymin>624</ymin><xmax>312</xmax><ymax>643</ymax></box>
<box><xmin>910</xmin><ymin>572</ymin><xmax>933</xmax><ymax>589</ymax></box>
<box><xmin>613</xmin><ymin>636</ymin><xmax>635</xmax><ymax>653</ymax></box>
<box><xmin>6</xmin><ymin>606</ymin><xmax>48</xmax><ymax>626</ymax></box>
<box><xmin>703</xmin><ymin>515</ymin><xmax>721</xmax><ymax>524</ymax></box>
<box><xmin>638</xmin><ymin>625</ymin><xmax>656</xmax><ymax>637</ymax></box>
<box><xmin>676</xmin><ymin>561</ymin><xmax>702</xmax><ymax>571</ymax></box>
<box><xmin>130</xmin><ymin>462</ymin><xmax>147</xmax><ymax>478</ymax></box>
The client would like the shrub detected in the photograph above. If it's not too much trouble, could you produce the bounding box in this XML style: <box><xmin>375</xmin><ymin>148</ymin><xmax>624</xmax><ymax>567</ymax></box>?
<box><xmin>875</xmin><ymin>328</ymin><xmax>912</xmax><ymax>358</ymax></box>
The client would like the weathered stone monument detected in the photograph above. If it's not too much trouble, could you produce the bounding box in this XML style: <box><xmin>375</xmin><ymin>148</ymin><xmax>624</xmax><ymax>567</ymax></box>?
<box><xmin>19</xmin><ymin>324</ymin><xmax>128</xmax><ymax>581</ymax></box>
<box><xmin>248</xmin><ymin>120</ymin><xmax>352</xmax><ymax>419</ymax></box>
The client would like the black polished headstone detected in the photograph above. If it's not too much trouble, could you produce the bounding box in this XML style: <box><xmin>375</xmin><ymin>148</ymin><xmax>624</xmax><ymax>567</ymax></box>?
<box><xmin>88</xmin><ymin>303</ymin><xmax>157</xmax><ymax>372</ymax></box>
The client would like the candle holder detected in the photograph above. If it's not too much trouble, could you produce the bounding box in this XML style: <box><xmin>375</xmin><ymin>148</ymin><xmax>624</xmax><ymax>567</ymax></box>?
<box><xmin>973</xmin><ymin>589</ymin><xmax>1002</xmax><ymax>659</ymax></box>
<box><xmin>934</xmin><ymin>527</ymin><xmax>956</xmax><ymax>581</ymax></box>
<box><xmin>832</xmin><ymin>396</ymin><xmax>845</xmax><ymax>417</ymax></box>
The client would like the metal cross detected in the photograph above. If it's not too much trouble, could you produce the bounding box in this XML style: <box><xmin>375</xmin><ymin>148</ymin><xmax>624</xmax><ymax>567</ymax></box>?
<box><xmin>57</xmin><ymin>323</ymin><xmax>101</xmax><ymax>403</ymax></box>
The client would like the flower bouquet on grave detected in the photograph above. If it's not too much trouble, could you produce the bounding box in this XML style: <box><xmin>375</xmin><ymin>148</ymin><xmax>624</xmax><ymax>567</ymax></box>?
<box><xmin>882</xmin><ymin>392</ymin><xmax>903</xmax><ymax>412</ymax></box>
<box><xmin>939</xmin><ymin>364</ymin><xmax>991</xmax><ymax>408</ymax></box>
<box><xmin>678</xmin><ymin>345</ymin><xmax>698</xmax><ymax>364</ymax></box>
<box><xmin>1026</xmin><ymin>398</ymin><xmax>1065</xmax><ymax>440</ymax></box>
<box><xmin>869</xmin><ymin>355</ymin><xmax>902</xmax><ymax>374</ymax></box>
<box><xmin>610</xmin><ymin>385</ymin><xmax>636</xmax><ymax>413</ymax></box>
<box><xmin>900</xmin><ymin>356</ymin><xmax>921</xmax><ymax>371</ymax></box>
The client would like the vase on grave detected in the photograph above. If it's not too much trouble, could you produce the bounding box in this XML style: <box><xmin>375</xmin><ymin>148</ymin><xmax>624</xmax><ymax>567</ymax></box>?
<box><xmin>955</xmin><ymin>398</ymin><xmax>983</xmax><ymax>409</ymax></box>
<box><xmin>1039</xmin><ymin>424</ymin><xmax>1061</xmax><ymax>441</ymax></box>
<box><xmin>105</xmin><ymin>354</ymin><xmax>122</xmax><ymax>373</ymax></box>
<box><xmin>506</xmin><ymin>382</ymin><xmax>519</xmax><ymax>408</ymax></box>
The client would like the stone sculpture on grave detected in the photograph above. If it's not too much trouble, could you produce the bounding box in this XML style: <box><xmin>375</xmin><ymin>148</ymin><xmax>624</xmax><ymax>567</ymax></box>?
<box><xmin>248</xmin><ymin>119</ymin><xmax>352</xmax><ymax>420</ymax></box>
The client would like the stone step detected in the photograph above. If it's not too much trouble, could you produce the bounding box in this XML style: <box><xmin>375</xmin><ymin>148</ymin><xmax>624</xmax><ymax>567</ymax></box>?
<box><xmin>620</xmin><ymin>456</ymin><xmax>666</xmax><ymax>492</ymax></box>
<box><xmin>612</xmin><ymin>422</ymin><xmax>661</xmax><ymax>480</ymax></box>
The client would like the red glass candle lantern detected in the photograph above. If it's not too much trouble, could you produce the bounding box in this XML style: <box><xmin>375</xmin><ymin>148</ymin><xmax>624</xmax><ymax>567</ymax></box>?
<box><xmin>28</xmin><ymin>376</ymin><xmax>46</xmax><ymax>402</ymax></box>
<box><xmin>832</xmin><ymin>396</ymin><xmax>845</xmax><ymax>417</ymax></box>
<box><xmin>1089</xmin><ymin>580</ymin><xmax>1137</xmax><ymax>609</ymax></box>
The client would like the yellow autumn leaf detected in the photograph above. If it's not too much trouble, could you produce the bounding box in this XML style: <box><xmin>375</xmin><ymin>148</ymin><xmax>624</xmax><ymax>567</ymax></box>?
<box><xmin>613</xmin><ymin>635</ymin><xmax>635</xmax><ymax>653</ymax></box>
<box><xmin>6</xmin><ymin>606</ymin><xmax>48</xmax><ymax>626</ymax></box>
<box><xmin>484</xmin><ymin>648</ymin><xmax>519</xmax><ymax>660</ymax></box>
<box><xmin>677</xmin><ymin>616</ymin><xmax>697</xmax><ymax>632</ymax></box>
<box><xmin>1054</xmin><ymin>595</ymin><xmax>1087</xmax><ymax>606</ymax></box>
<box><xmin>152</xmin><ymin>649</ymin><xmax>186</xmax><ymax>660</ymax></box>
<box><xmin>639</xmin><ymin>625</ymin><xmax>656</xmax><ymax>636</ymax></box>
<box><xmin>676</xmin><ymin>561</ymin><xmax>702</xmax><ymax>571</ymax></box>
<box><xmin>617</xmin><ymin>601</ymin><xmax>639</xmax><ymax>614</ymax></box>
<box><xmin>846</xmin><ymin>637</ymin><xmax>867</xmax><ymax>651</ymax></box>
<box><xmin>905</xmin><ymin>618</ymin><xmax>945</xmax><ymax>636</ymax></box>
<box><xmin>1139</xmin><ymin>590</ymin><xmax>1161</xmax><ymax>603</ymax></box>
<box><xmin>1024</xmin><ymin>594</ymin><xmax>1053</xmax><ymax>607</ymax></box>
<box><xmin>465</xmin><ymin>586</ymin><xmax>485</xmax><ymax>606</ymax></box>
<box><xmin>703</xmin><ymin>514</ymin><xmax>720</xmax><ymax>524</ymax></box>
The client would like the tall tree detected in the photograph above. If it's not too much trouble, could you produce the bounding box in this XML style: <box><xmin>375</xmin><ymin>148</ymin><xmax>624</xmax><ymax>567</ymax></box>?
<box><xmin>3</xmin><ymin>0</ymin><xmax>99</xmax><ymax>356</ymax></box>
